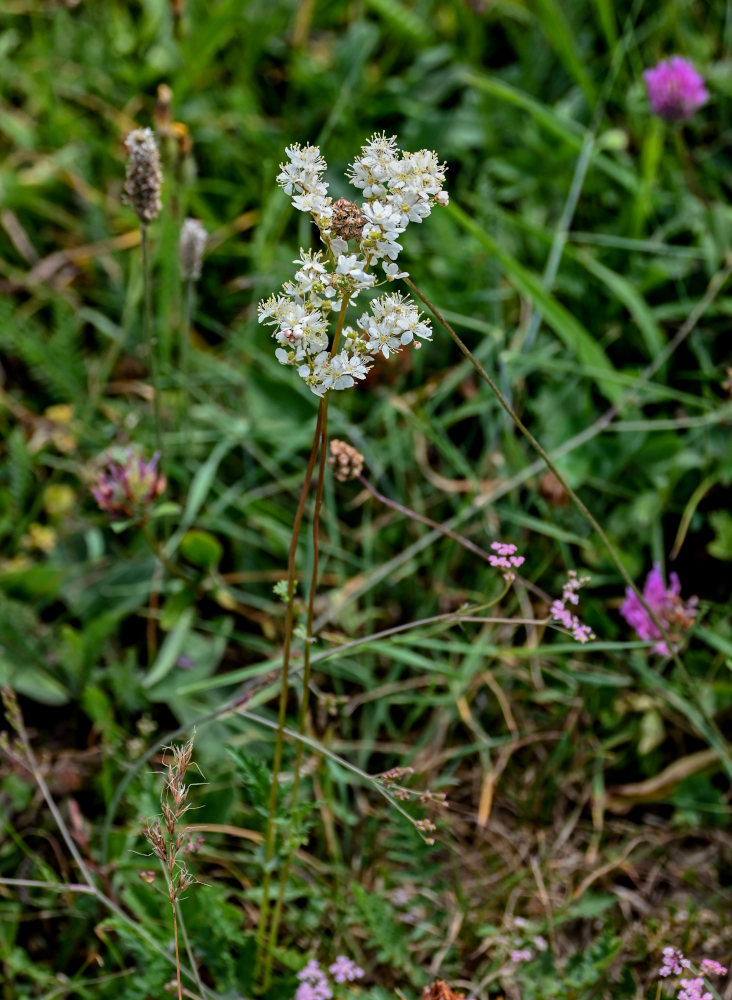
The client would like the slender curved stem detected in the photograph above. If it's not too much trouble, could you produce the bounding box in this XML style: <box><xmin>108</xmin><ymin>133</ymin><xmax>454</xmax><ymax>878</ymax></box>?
<box><xmin>356</xmin><ymin>473</ymin><xmax>549</xmax><ymax>602</ymax></box>
<box><xmin>173</xmin><ymin>905</ymin><xmax>183</xmax><ymax>1000</ymax></box>
<box><xmin>259</xmin><ymin>296</ymin><xmax>349</xmax><ymax>985</ymax></box>
<box><xmin>254</xmin><ymin>402</ymin><xmax>325</xmax><ymax>984</ymax></box>
<box><xmin>0</xmin><ymin>688</ymin><xmax>208</xmax><ymax>997</ymax></box>
<box><xmin>180</xmin><ymin>276</ymin><xmax>194</xmax><ymax>442</ymax></box>
<box><xmin>141</xmin><ymin>226</ymin><xmax>162</xmax><ymax>458</ymax></box>
<box><xmin>263</xmin><ymin>396</ymin><xmax>330</xmax><ymax>988</ymax></box>
<box><xmin>406</xmin><ymin>277</ymin><xmax>732</xmax><ymax>779</ymax></box>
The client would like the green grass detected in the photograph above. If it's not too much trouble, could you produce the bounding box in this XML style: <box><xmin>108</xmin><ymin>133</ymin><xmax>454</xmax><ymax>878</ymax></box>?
<box><xmin>1</xmin><ymin>1</ymin><xmax>732</xmax><ymax>998</ymax></box>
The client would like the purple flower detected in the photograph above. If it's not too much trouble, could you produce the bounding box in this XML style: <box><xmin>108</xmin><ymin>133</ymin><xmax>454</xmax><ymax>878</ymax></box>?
<box><xmin>620</xmin><ymin>564</ymin><xmax>697</xmax><ymax>655</ymax></box>
<box><xmin>91</xmin><ymin>449</ymin><xmax>166</xmax><ymax>521</ymax></box>
<box><xmin>699</xmin><ymin>959</ymin><xmax>727</xmax><ymax>977</ymax></box>
<box><xmin>678</xmin><ymin>977</ymin><xmax>712</xmax><ymax>1000</ymax></box>
<box><xmin>328</xmin><ymin>956</ymin><xmax>365</xmax><ymax>984</ymax></box>
<box><xmin>550</xmin><ymin>570</ymin><xmax>595</xmax><ymax>644</ymax></box>
<box><xmin>643</xmin><ymin>56</ymin><xmax>709</xmax><ymax>121</ymax></box>
<box><xmin>659</xmin><ymin>946</ymin><xmax>690</xmax><ymax>977</ymax></box>
<box><xmin>509</xmin><ymin>948</ymin><xmax>533</xmax><ymax>964</ymax></box>
<box><xmin>489</xmin><ymin>540</ymin><xmax>524</xmax><ymax>582</ymax></box>
<box><xmin>296</xmin><ymin>960</ymin><xmax>332</xmax><ymax>1000</ymax></box>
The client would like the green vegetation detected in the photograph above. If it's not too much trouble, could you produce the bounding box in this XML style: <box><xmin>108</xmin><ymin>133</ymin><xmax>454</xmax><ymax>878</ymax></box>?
<box><xmin>0</xmin><ymin>1</ymin><xmax>731</xmax><ymax>998</ymax></box>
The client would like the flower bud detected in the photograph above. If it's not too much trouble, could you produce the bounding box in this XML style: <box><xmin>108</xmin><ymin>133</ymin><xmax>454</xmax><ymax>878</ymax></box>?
<box><xmin>91</xmin><ymin>449</ymin><xmax>166</xmax><ymax>521</ymax></box>
<box><xmin>179</xmin><ymin>218</ymin><xmax>207</xmax><ymax>280</ymax></box>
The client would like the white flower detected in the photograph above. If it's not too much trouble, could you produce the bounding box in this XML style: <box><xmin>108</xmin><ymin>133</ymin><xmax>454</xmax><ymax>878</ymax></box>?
<box><xmin>260</xmin><ymin>134</ymin><xmax>447</xmax><ymax>396</ymax></box>
<box><xmin>383</xmin><ymin>260</ymin><xmax>408</xmax><ymax>280</ymax></box>
<box><xmin>335</xmin><ymin>254</ymin><xmax>375</xmax><ymax>290</ymax></box>
<box><xmin>292</xmin><ymin>190</ymin><xmax>332</xmax><ymax>217</ymax></box>
<box><xmin>357</xmin><ymin>291</ymin><xmax>432</xmax><ymax>359</ymax></box>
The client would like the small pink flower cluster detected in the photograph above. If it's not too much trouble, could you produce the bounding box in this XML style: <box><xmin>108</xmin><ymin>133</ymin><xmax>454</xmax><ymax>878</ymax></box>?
<box><xmin>509</xmin><ymin>948</ymin><xmax>533</xmax><ymax>964</ymax></box>
<box><xmin>295</xmin><ymin>957</ymin><xmax>364</xmax><ymax>1000</ymax></box>
<box><xmin>678</xmin><ymin>979</ymin><xmax>711</xmax><ymax>1000</ymax></box>
<box><xmin>489</xmin><ymin>541</ymin><xmax>525</xmax><ymax>582</ymax></box>
<box><xmin>328</xmin><ymin>956</ymin><xmax>365</xmax><ymax>984</ymax></box>
<box><xmin>550</xmin><ymin>570</ymin><xmax>594</xmax><ymax>643</ymax></box>
<box><xmin>658</xmin><ymin>946</ymin><xmax>727</xmax><ymax>1000</ymax></box>
<box><xmin>660</xmin><ymin>947</ymin><xmax>690</xmax><ymax>976</ymax></box>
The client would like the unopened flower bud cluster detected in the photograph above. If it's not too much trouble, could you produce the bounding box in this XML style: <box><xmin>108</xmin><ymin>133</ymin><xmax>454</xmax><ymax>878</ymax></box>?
<box><xmin>329</xmin><ymin>439</ymin><xmax>364</xmax><ymax>482</ymax></box>
<box><xmin>179</xmin><ymin>217</ymin><xmax>207</xmax><ymax>280</ymax></box>
<box><xmin>258</xmin><ymin>133</ymin><xmax>448</xmax><ymax>396</ymax></box>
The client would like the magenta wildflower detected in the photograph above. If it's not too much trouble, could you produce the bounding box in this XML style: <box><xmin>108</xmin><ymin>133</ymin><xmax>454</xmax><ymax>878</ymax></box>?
<box><xmin>660</xmin><ymin>947</ymin><xmax>690</xmax><ymax>977</ymax></box>
<box><xmin>551</xmin><ymin>570</ymin><xmax>595</xmax><ymax>643</ymax></box>
<box><xmin>328</xmin><ymin>957</ymin><xmax>365</xmax><ymax>984</ymax></box>
<box><xmin>620</xmin><ymin>564</ymin><xmax>697</xmax><ymax>655</ymax></box>
<box><xmin>678</xmin><ymin>978</ymin><xmax>712</xmax><ymax>1000</ymax></box>
<box><xmin>700</xmin><ymin>959</ymin><xmax>727</xmax><ymax>977</ymax></box>
<box><xmin>91</xmin><ymin>449</ymin><xmax>166</xmax><ymax>521</ymax></box>
<box><xmin>643</xmin><ymin>56</ymin><xmax>709</xmax><ymax>121</ymax></box>
<box><xmin>489</xmin><ymin>541</ymin><xmax>525</xmax><ymax>582</ymax></box>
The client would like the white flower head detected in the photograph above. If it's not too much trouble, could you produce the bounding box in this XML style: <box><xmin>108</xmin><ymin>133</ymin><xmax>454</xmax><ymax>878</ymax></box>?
<box><xmin>260</xmin><ymin>134</ymin><xmax>447</xmax><ymax>396</ymax></box>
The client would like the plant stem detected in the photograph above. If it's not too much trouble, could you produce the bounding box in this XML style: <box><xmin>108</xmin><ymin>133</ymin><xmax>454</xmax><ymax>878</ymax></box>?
<box><xmin>356</xmin><ymin>473</ymin><xmax>549</xmax><ymax>601</ymax></box>
<box><xmin>180</xmin><ymin>276</ymin><xmax>194</xmax><ymax>444</ymax></box>
<box><xmin>254</xmin><ymin>402</ymin><xmax>325</xmax><ymax>985</ymax></box>
<box><xmin>407</xmin><ymin>276</ymin><xmax>732</xmax><ymax>778</ymax></box>
<box><xmin>141</xmin><ymin>225</ymin><xmax>162</xmax><ymax>458</ymax></box>
<box><xmin>263</xmin><ymin>395</ymin><xmax>330</xmax><ymax>990</ymax></box>
<box><xmin>258</xmin><ymin>296</ymin><xmax>348</xmax><ymax>987</ymax></box>
<box><xmin>1</xmin><ymin>688</ymin><xmax>208</xmax><ymax>997</ymax></box>
<box><xmin>173</xmin><ymin>903</ymin><xmax>183</xmax><ymax>1000</ymax></box>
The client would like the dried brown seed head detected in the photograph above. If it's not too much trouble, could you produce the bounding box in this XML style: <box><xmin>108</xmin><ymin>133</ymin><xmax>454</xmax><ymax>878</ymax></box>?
<box><xmin>329</xmin><ymin>439</ymin><xmax>364</xmax><ymax>482</ymax></box>
<box><xmin>330</xmin><ymin>198</ymin><xmax>366</xmax><ymax>241</ymax></box>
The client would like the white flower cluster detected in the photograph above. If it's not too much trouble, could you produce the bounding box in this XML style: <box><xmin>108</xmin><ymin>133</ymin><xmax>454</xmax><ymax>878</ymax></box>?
<box><xmin>258</xmin><ymin>134</ymin><xmax>448</xmax><ymax>396</ymax></box>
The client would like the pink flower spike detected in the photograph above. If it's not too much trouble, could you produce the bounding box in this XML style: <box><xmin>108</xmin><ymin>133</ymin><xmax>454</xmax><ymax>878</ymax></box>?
<box><xmin>620</xmin><ymin>563</ymin><xmax>697</xmax><ymax>654</ymax></box>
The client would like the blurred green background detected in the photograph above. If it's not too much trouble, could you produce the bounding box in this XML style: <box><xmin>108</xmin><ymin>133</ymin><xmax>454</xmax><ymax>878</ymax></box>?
<box><xmin>1</xmin><ymin>1</ymin><xmax>732</xmax><ymax>997</ymax></box>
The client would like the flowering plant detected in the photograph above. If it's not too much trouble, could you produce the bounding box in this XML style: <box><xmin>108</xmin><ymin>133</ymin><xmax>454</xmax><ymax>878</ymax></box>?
<box><xmin>258</xmin><ymin>134</ymin><xmax>448</xmax><ymax>396</ymax></box>
<box><xmin>91</xmin><ymin>449</ymin><xmax>166</xmax><ymax>521</ymax></box>
<box><xmin>643</xmin><ymin>56</ymin><xmax>709</xmax><ymax>121</ymax></box>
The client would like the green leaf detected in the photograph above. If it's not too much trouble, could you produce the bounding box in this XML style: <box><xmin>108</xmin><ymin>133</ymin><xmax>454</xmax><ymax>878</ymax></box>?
<box><xmin>0</xmin><ymin>660</ymin><xmax>69</xmax><ymax>705</ymax></box>
<box><xmin>180</xmin><ymin>529</ymin><xmax>223</xmax><ymax>570</ymax></box>
<box><xmin>448</xmin><ymin>201</ymin><xmax>623</xmax><ymax>404</ymax></box>
<box><xmin>708</xmin><ymin>510</ymin><xmax>732</xmax><ymax>561</ymax></box>
<box><xmin>227</xmin><ymin>746</ymin><xmax>272</xmax><ymax>814</ymax></box>
<box><xmin>574</xmin><ymin>250</ymin><xmax>665</xmax><ymax>359</ymax></box>
<box><xmin>143</xmin><ymin>607</ymin><xmax>195</xmax><ymax>690</ymax></box>
<box><xmin>529</xmin><ymin>0</ymin><xmax>597</xmax><ymax>103</ymax></box>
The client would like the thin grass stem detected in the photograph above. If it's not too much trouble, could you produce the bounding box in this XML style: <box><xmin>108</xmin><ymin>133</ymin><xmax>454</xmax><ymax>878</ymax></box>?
<box><xmin>1</xmin><ymin>689</ymin><xmax>207</xmax><ymax>997</ymax></box>
<box><xmin>406</xmin><ymin>276</ymin><xmax>732</xmax><ymax>780</ymax></box>
<box><xmin>141</xmin><ymin>226</ymin><xmax>162</xmax><ymax>457</ymax></box>
<box><xmin>180</xmin><ymin>276</ymin><xmax>194</xmax><ymax>442</ymax></box>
